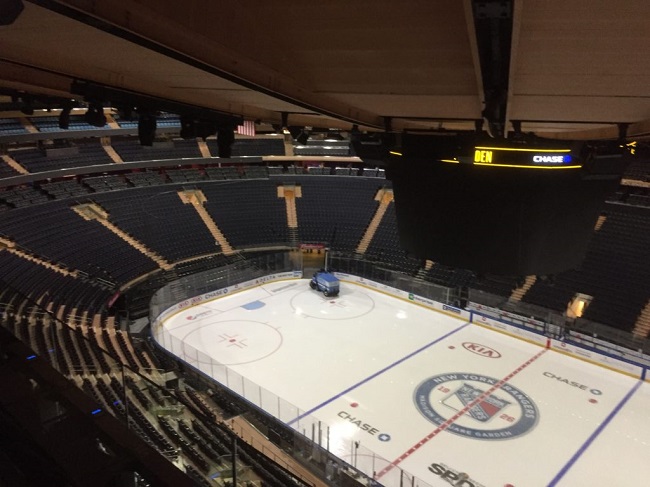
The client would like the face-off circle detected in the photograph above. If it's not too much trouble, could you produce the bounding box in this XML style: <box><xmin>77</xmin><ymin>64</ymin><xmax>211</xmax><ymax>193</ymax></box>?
<box><xmin>181</xmin><ymin>320</ymin><xmax>282</xmax><ymax>365</ymax></box>
<box><xmin>414</xmin><ymin>372</ymin><xmax>539</xmax><ymax>440</ymax></box>
<box><xmin>290</xmin><ymin>289</ymin><xmax>375</xmax><ymax>320</ymax></box>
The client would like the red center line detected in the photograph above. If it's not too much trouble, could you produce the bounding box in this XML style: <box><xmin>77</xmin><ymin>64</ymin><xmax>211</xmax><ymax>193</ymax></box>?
<box><xmin>376</xmin><ymin>348</ymin><xmax>548</xmax><ymax>480</ymax></box>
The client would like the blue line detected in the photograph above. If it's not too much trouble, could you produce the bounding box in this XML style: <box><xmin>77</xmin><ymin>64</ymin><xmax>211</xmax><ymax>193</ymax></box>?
<box><xmin>547</xmin><ymin>379</ymin><xmax>643</xmax><ymax>486</ymax></box>
<box><xmin>286</xmin><ymin>322</ymin><xmax>470</xmax><ymax>426</ymax></box>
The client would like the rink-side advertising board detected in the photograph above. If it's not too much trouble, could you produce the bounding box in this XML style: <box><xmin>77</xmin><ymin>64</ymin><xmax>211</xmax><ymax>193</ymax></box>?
<box><xmin>470</xmin><ymin>311</ymin><xmax>645</xmax><ymax>379</ymax></box>
<box><xmin>332</xmin><ymin>272</ymin><xmax>471</xmax><ymax>320</ymax></box>
<box><xmin>471</xmin><ymin>313</ymin><xmax>548</xmax><ymax>346</ymax></box>
<box><xmin>550</xmin><ymin>339</ymin><xmax>643</xmax><ymax>378</ymax></box>
<box><xmin>152</xmin><ymin>271</ymin><xmax>647</xmax><ymax>381</ymax></box>
<box><xmin>153</xmin><ymin>270</ymin><xmax>303</xmax><ymax>328</ymax></box>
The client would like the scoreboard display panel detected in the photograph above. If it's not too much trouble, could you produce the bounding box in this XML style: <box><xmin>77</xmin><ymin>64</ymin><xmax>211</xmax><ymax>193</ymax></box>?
<box><xmin>396</xmin><ymin>133</ymin><xmax>585</xmax><ymax>169</ymax></box>
<box><xmin>387</xmin><ymin>134</ymin><xmax>624</xmax><ymax>275</ymax></box>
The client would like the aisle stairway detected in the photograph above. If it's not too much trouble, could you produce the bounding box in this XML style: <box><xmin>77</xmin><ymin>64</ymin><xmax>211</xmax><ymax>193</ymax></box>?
<box><xmin>278</xmin><ymin>184</ymin><xmax>301</xmax><ymax>247</ymax></box>
<box><xmin>632</xmin><ymin>299</ymin><xmax>650</xmax><ymax>339</ymax></box>
<box><xmin>509</xmin><ymin>276</ymin><xmax>537</xmax><ymax>302</ymax></box>
<box><xmin>177</xmin><ymin>189</ymin><xmax>235</xmax><ymax>255</ymax></box>
<box><xmin>356</xmin><ymin>188</ymin><xmax>393</xmax><ymax>254</ymax></box>
<box><xmin>72</xmin><ymin>203</ymin><xmax>173</xmax><ymax>270</ymax></box>
<box><xmin>0</xmin><ymin>237</ymin><xmax>77</xmax><ymax>277</ymax></box>
<box><xmin>101</xmin><ymin>137</ymin><xmax>124</xmax><ymax>163</ymax></box>
<box><xmin>1</xmin><ymin>154</ymin><xmax>29</xmax><ymax>174</ymax></box>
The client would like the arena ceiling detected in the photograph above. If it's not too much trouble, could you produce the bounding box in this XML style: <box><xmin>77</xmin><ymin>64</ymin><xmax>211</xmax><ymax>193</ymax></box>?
<box><xmin>1</xmin><ymin>0</ymin><xmax>650</xmax><ymax>140</ymax></box>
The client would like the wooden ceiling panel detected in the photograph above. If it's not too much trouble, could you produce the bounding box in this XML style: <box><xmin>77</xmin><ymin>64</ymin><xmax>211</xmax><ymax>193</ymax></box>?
<box><xmin>147</xmin><ymin>0</ymin><xmax>478</xmax><ymax>96</ymax></box>
<box><xmin>47</xmin><ymin>0</ymin><xmax>479</xmax><ymax>122</ymax></box>
<box><xmin>513</xmin><ymin>73</ymin><xmax>649</xmax><ymax>98</ymax></box>
<box><xmin>325</xmin><ymin>94</ymin><xmax>481</xmax><ymax>119</ymax></box>
<box><xmin>509</xmin><ymin>95</ymin><xmax>650</xmax><ymax>123</ymax></box>
<box><xmin>1</xmin><ymin>1</ymin><xmax>648</xmax><ymax>135</ymax></box>
<box><xmin>0</xmin><ymin>2</ymin><xmax>309</xmax><ymax>119</ymax></box>
<box><xmin>510</xmin><ymin>0</ymin><xmax>650</xmax><ymax>126</ymax></box>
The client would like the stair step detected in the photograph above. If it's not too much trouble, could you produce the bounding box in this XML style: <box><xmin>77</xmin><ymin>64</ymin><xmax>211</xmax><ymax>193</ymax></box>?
<box><xmin>508</xmin><ymin>276</ymin><xmax>537</xmax><ymax>303</ymax></box>
<box><xmin>356</xmin><ymin>190</ymin><xmax>393</xmax><ymax>254</ymax></box>
<box><xmin>632</xmin><ymin>298</ymin><xmax>650</xmax><ymax>338</ymax></box>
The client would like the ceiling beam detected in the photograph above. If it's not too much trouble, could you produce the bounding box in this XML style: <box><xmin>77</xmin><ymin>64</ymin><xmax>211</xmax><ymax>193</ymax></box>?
<box><xmin>29</xmin><ymin>0</ymin><xmax>384</xmax><ymax>129</ymax></box>
<box><xmin>463</xmin><ymin>0</ymin><xmax>485</xmax><ymax>130</ymax></box>
<box><xmin>536</xmin><ymin>117</ymin><xmax>650</xmax><ymax>141</ymax></box>
<box><xmin>504</xmin><ymin>0</ymin><xmax>523</xmax><ymax>137</ymax></box>
<box><xmin>0</xmin><ymin>60</ymin><xmax>74</xmax><ymax>98</ymax></box>
<box><xmin>469</xmin><ymin>0</ymin><xmax>514</xmax><ymax>138</ymax></box>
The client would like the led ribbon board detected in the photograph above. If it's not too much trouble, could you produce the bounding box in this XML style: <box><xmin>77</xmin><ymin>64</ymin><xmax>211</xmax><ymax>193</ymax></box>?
<box><xmin>441</xmin><ymin>147</ymin><xmax>582</xmax><ymax>169</ymax></box>
<box><xmin>472</xmin><ymin>146</ymin><xmax>580</xmax><ymax>169</ymax></box>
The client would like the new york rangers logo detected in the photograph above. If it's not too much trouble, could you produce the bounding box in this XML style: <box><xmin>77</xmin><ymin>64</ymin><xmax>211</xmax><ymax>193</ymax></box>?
<box><xmin>442</xmin><ymin>383</ymin><xmax>510</xmax><ymax>422</ymax></box>
<box><xmin>414</xmin><ymin>373</ymin><xmax>539</xmax><ymax>440</ymax></box>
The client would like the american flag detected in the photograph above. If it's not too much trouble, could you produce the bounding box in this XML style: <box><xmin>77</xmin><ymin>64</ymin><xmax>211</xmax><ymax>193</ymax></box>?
<box><xmin>237</xmin><ymin>120</ymin><xmax>256</xmax><ymax>137</ymax></box>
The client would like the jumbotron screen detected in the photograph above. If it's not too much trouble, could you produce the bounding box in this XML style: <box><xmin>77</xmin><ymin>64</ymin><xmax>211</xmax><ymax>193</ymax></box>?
<box><xmin>386</xmin><ymin>134</ymin><xmax>625</xmax><ymax>275</ymax></box>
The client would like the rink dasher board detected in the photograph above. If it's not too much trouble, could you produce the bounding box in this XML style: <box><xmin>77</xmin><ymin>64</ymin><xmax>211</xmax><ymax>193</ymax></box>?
<box><xmin>471</xmin><ymin>312</ymin><xmax>645</xmax><ymax>379</ymax></box>
<box><xmin>153</xmin><ymin>270</ymin><xmax>304</xmax><ymax>324</ymax></box>
<box><xmin>154</xmin><ymin>270</ymin><xmax>647</xmax><ymax>381</ymax></box>
<box><xmin>151</xmin><ymin>274</ymin><xmax>650</xmax><ymax>487</ymax></box>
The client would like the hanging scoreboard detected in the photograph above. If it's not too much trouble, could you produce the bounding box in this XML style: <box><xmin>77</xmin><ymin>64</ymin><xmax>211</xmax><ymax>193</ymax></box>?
<box><xmin>386</xmin><ymin>134</ymin><xmax>626</xmax><ymax>275</ymax></box>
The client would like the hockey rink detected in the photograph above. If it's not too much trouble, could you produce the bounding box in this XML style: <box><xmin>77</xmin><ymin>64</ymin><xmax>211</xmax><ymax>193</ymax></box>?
<box><xmin>158</xmin><ymin>279</ymin><xmax>650</xmax><ymax>487</ymax></box>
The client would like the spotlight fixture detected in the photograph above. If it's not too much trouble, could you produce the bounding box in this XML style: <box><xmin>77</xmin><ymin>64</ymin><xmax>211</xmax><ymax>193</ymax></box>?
<box><xmin>326</xmin><ymin>131</ymin><xmax>344</xmax><ymax>141</ymax></box>
<box><xmin>83</xmin><ymin>102</ymin><xmax>106</xmax><ymax>127</ymax></box>
<box><xmin>180</xmin><ymin>116</ymin><xmax>218</xmax><ymax>140</ymax></box>
<box><xmin>296</xmin><ymin>129</ymin><xmax>309</xmax><ymax>145</ymax></box>
<box><xmin>217</xmin><ymin>127</ymin><xmax>235</xmax><ymax>158</ymax></box>
<box><xmin>20</xmin><ymin>95</ymin><xmax>33</xmax><ymax>116</ymax></box>
<box><xmin>138</xmin><ymin>111</ymin><xmax>157</xmax><ymax>146</ymax></box>
<box><xmin>179</xmin><ymin>116</ymin><xmax>196</xmax><ymax>139</ymax></box>
<box><xmin>58</xmin><ymin>101</ymin><xmax>74</xmax><ymax>129</ymax></box>
<box><xmin>117</xmin><ymin>105</ymin><xmax>135</xmax><ymax>121</ymax></box>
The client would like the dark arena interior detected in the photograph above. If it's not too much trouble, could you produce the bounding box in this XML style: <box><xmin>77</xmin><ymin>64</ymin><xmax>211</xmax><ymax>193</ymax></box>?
<box><xmin>0</xmin><ymin>1</ymin><xmax>649</xmax><ymax>486</ymax></box>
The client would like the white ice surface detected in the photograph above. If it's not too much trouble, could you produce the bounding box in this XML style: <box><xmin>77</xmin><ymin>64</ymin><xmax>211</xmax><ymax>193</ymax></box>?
<box><xmin>161</xmin><ymin>279</ymin><xmax>650</xmax><ymax>487</ymax></box>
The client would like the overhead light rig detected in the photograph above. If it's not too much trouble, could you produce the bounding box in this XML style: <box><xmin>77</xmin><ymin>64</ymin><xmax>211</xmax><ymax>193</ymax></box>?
<box><xmin>71</xmin><ymin>80</ymin><xmax>242</xmax><ymax>146</ymax></box>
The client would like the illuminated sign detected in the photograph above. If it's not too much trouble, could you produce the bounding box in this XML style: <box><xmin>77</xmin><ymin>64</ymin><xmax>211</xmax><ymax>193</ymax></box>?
<box><xmin>474</xmin><ymin>150</ymin><xmax>493</xmax><ymax>163</ymax></box>
<box><xmin>462</xmin><ymin>147</ymin><xmax>581</xmax><ymax>169</ymax></box>
<box><xmin>532</xmin><ymin>154</ymin><xmax>571</xmax><ymax>164</ymax></box>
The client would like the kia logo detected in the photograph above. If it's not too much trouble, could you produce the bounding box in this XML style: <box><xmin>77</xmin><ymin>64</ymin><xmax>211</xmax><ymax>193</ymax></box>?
<box><xmin>462</xmin><ymin>342</ymin><xmax>501</xmax><ymax>358</ymax></box>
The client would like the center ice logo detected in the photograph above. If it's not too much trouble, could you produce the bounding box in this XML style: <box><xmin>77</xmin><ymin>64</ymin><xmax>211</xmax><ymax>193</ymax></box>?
<box><xmin>414</xmin><ymin>372</ymin><xmax>539</xmax><ymax>440</ymax></box>
<box><xmin>448</xmin><ymin>383</ymin><xmax>511</xmax><ymax>422</ymax></box>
